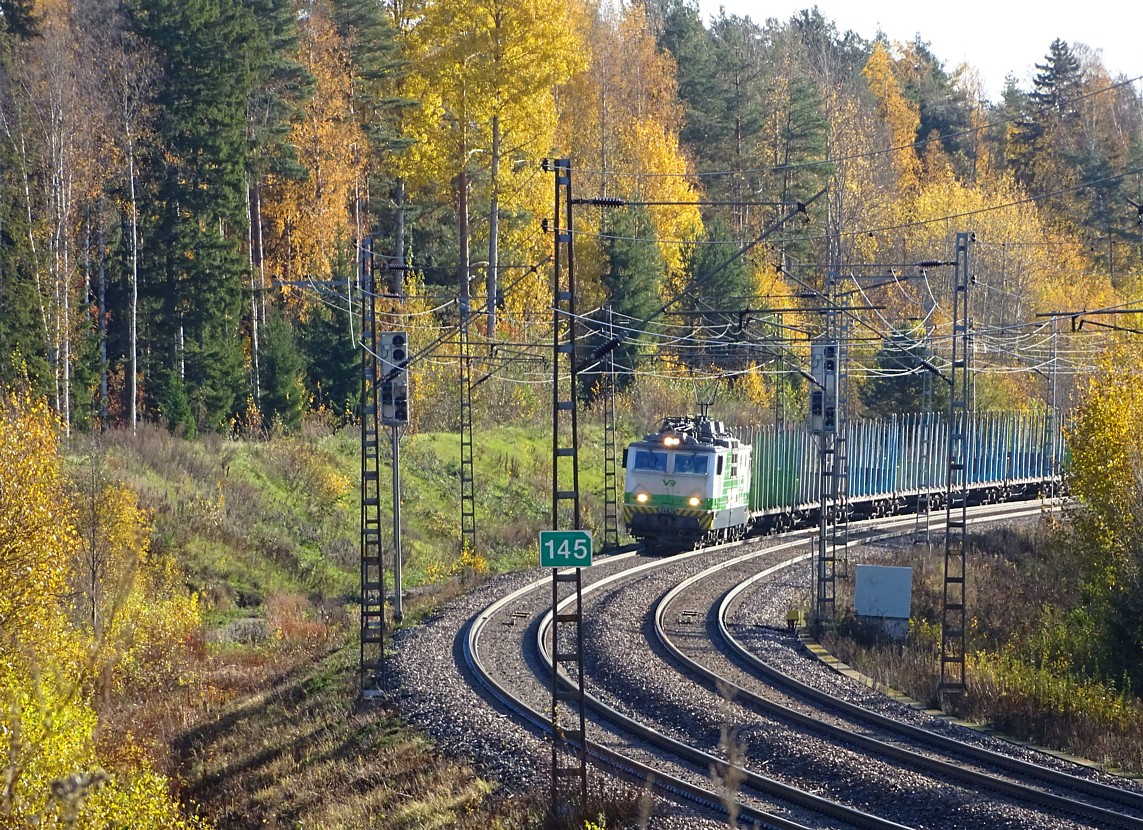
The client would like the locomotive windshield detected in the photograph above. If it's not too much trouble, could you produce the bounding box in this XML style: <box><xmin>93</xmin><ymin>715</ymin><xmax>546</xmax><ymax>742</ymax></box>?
<box><xmin>633</xmin><ymin>450</ymin><xmax>668</xmax><ymax>472</ymax></box>
<box><xmin>673</xmin><ymin>454</ymin><xmax>709</xmax><ymax>475</ymax></box>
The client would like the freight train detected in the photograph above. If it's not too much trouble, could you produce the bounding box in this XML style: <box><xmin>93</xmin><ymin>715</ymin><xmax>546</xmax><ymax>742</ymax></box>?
<box><xmin>623</xmin><ymin>413</ymin><xmax>1062</xmax><ymax>550</ymax></box>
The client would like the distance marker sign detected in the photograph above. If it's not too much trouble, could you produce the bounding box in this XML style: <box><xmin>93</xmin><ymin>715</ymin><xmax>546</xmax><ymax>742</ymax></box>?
<box><xmin>539</xmin><ymin>530</ymin><xmax>592</xmax><ymax>568</ymax></box>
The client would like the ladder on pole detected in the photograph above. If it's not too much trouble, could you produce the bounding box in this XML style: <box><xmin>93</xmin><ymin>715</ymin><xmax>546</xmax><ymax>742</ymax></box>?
<box><xmin>941</xmin><ymin>231</ymin><xmax>972</xmax><ymax>698</ymax></box>
<box><xmin>360</xmin><ymin>249</ymin><xmax>386</xmax><ymax>698</ymax></box>
<box><xmin>549</xmin><ymin>158</ymin><xmax>588</xmax><ymax>812</ymax></box>
<box><xmin>915</xmin><ymin>328</ymin><xmax>935</xmax><ymax>545</ymax></box>
<box><xmin>459</xmin><ymin>295</ymin><xmax>477</xmax><ymax>558</ymax></box>
<box><xmin>602</xmin><ymin>305</ymin><xmax>620</xmax><ymax>551</ymax></box>
<box><xmin>830</xmin><ymin>285</ymin><xmax>851</xmax><ymax>600</ymax></box>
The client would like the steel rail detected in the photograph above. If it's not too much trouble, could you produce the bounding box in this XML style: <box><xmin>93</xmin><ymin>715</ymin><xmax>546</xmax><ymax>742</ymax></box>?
<box><xmin>537</xmin><ymin>536</ymin><xmax>913</xmax><ymax>830</ymax></box>
<box><xmin>462</xmin><ymin>550</ymin><xmax>821</xmax><ymax>829</ymax></box>
<box><xmin>650</xmin><ymin>502</ymin><xmax>1143</xmax><ymax>828</ymax></box>
<box><xmin>716</xmin><ymin>507</ymin><xmax>1143</xmax><ymax>823</ymax></box>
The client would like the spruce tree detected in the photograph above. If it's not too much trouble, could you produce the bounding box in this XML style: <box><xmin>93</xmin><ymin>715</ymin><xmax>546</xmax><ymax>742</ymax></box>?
<box><xmin>599</xmin><ymin>206</ymin><xmax>664</xmax><ymax>389</ymax></box>
<box><xmin>259</xmin><ymin>309</ymin><xmax>306</xmax><ymax>432</ymax></box>
<box><xmin>680</xmin><ymin>216</ymin><xmax>755</xmax><ymax>372</ymax></box>
<box><xmin>129</xmin><ymin>0</ymin><xmax>256</xmax><ymax>432</ymax></box>
<box><xmin>859</xmin><ymin>329</ymin><xmax>949</xmax><ymax>417</ymax></box>
<box><xmin>299</xmin><ymin>300</ymin><xmax>360</xmax><ymax>421</ymax></box>
<box><xmin>0</xmin><ymin>0</ymin><xmax>37</xmax><ymax>39</ymax></box>
<box><xmin>0</xmin><ymin>23</ymin><xmax>50</xmax><ymax>395</ymax></box>
<box><xmin>328</xmin><ymin>0</ymin><xmax>415</xmax><ymax>276</ymax></box>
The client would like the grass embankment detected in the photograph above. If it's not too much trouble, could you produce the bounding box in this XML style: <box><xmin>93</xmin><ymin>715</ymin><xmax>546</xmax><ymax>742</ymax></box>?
<box><xmin>820</xmin><ymin>522</ymin><xmax>1143</xmax><ymax>774</ymax></box>
<box><xmin>87</xmin><ymin>419</ymin><xmax>635</xmax><ymax>828</ymax></box>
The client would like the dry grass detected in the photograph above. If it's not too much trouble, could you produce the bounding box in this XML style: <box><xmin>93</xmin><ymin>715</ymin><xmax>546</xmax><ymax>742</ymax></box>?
<box><xmin>172</xmin><ymin>644</ymin><xmax>496</xmax><ymax>829</ymax></box>
<box><xmin>164</xmin><ymin>636</ymin><xmax>648</xmax><ymax>829</ymax></box>
<box><xmin>94</xmin><ymin>580</ymin><xmax>648</xmax><ymax>828</ymax></box>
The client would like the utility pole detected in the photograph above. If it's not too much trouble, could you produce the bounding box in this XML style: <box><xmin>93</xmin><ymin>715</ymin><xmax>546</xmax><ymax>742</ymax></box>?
<box><xmin>547</xmin><ymin>158</ymin><xmax>588</xmax><ymax>813</ymax></box>
<box><xmin>459</xmin><ymin>283</ymin><xmax>477</xmax><ymax>560</ymax></box>
<box><xmin>602</xmin><ymin>304</ymin><xmax>620</xmax><ymax>551</ymax></box>
<box><xmin>809</xmin><ymin>338</ymin><xmax>838</xmax><ymax>623</ymax></box>
<box><xmin>940</xmin><ymin>232</ymin><xmax>972</xmax><ymax>699</ymax></box>
<box><xmin>1045</xmin><ymin>317</ymin><xmax>1059</xmax><ymax>493</ymax></box>
<box><xmin>359</xmin><ymin>246</ymin><xmax>385</xmax><ymax>698</ymax></box>
<box><xmin>829</xmin><ymin>274</ymin><xmax>851</xmax><ymax>588</ymax></box>
<box><xmin>915</xmin><ymin>295</ymin><xmax>935</xmax><ymax>547</ymax></box>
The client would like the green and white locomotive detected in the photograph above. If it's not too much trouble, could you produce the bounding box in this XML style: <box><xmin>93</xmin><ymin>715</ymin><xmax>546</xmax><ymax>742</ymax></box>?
<box><xmin>623</xmin><ymin>416</ymin><xmax>753</xmax><ymax>550</ymax></box>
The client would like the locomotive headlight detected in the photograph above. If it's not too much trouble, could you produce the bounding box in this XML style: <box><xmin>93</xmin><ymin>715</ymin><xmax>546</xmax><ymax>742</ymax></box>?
<box><xmin>636</xmin><ymin>492</ymin><xmax>649</xmax><ymax>503</ymax></box>
<box><xmin>663</xmin><ymin>435</ymin><xmax>680</xmax><ymax>447</ymax></box>
<box><xmin>688</xmin><ymin>496</ymin><xmax>701</xmax><ymax>507</ymax></box>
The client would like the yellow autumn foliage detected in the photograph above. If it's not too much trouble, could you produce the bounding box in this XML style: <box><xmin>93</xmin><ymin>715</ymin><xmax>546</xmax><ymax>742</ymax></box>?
<box><xmin>1066</xmin><ymin>342</ymin><xmax>1143</xmax><ymax>579</ymax></box>
<box><xmin>0</xmin><ymin>391</ymin><xmax>207</xmax><ymax>828</ymax></box>
<box><xmin>0</xmin><ymin>392</ymin><xmax>72</xmax><ymax>650</ymax></box>
<box><xmin>262</xmin><ymin>2</ymin><xmax>366</xmax><ymax>286</ymax></box>
<box><xmin>558</xmin><ymin>1</ymin><xmax>702</xmax><ymax>294</ymax></box>
<box><xmin>862</xmin><ymin>42</ymin><xmax>922</xmax><ymax>194</ymax></box>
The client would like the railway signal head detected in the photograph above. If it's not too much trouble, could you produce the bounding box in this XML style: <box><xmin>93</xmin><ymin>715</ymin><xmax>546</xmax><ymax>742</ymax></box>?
<box><xmin>379</xmin><ymin>331</ymin><xmax>409</xmax><ymax>425</ymax></box>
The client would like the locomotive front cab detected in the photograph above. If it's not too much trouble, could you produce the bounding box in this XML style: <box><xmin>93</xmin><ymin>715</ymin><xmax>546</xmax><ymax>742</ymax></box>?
<box><xmin>624</xmin><ymin>438</ymin><xmax>720</xmax><ymax>543</ymax></box>
<box><xmin>623</xmin><ymin>417</ymin><xmax>753</xmax><ymax>549</ymax></box>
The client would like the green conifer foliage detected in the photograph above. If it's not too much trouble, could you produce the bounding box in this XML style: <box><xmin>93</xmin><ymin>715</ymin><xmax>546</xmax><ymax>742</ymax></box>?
<box><xmin>299</xmin><ymin>300</ymin><xmax>359</xmax><ymax>420</ymax></box>
<box><xmin>0</xmin><ymin>0</ymin><xmax>37</xmax><ymax>39</ymax></box>
<box><xmin>260</xmin><ymin>309</ymin><xmax>306</xmax><ymax>431</ymax></box>
<box><xmin>129</xmin><ymin>0</ymin><xmax>256</xmax><ymax>432</ymax></box>
<box><xmin>679</xmin><ymin>216</ymin><xmax>755</xmax><ymax>372</ymax></box>
<box><xmin>859</xmin><ymin>328</ymin><xmax>949</xmax><ymax>417</ymax></box>
<box><xmin>600</xmin><ymin>206</ymin><xmax>665</xmax><ymax>388</ymax></box>
<box><xmin>0</xmin><ymin>166</ymin><xmax>49</xmax><ymax>394</ymax></box>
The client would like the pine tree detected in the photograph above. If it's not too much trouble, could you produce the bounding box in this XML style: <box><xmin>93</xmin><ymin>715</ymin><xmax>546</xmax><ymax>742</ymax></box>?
<box><xmin>650</xmin><ymin>0</ymin><xmax>711</xmax><ymax>147</ymax></box>
<box><xmin>702</xmin><ymin>13</ymin><xmax>768</xmax><ymax>232</ymax></box>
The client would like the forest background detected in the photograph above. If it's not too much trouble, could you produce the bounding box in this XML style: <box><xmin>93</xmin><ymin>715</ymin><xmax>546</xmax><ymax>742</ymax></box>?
<box><xmin>2</xmin><ymin>0</ymin><xmax>1143</xmax><ymax>825</ymax></box>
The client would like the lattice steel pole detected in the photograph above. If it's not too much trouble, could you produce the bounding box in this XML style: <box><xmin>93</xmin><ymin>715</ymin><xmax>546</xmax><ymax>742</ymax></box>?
<box><xmin>831</xmin><ymin>281</ymin><xmax>851</xmax><ymax>587</ymax></box>
<box><xmin>941</xmin><ymin>232</ymin><xmax>972</xmax><ymax>698</ymax></box>
<box><xmin>915</xmin><ymin>300</ymin><xmax>935</xmax><ymax>547</ymax></box>
<box><xmin>459</xmin><ymin>289</ymin><xmax>477</xmax><ymax>559</ymax></box>
<box><xmin>810</xmin><ymin>335</ymin><xmax>838</xmax><ymax>623</ymax></box>
<box><xmin>1044</xmin><ymin>317</ymin><xmax>1060</xmax><ymax>492</ymax></box>
<box><xmin>548</xmin><ymin>159</ymin><xmax>588</xmax><ymax>812</ymax></box>
<box><xmin>602</xmin><ymin>304</ymin><xmax>620</xmax><ymax>551</ymax></box>
<box><xmin>359</xmin><ymin>248</ymin><xmax>385</xmax><ymax>698</ymax></box>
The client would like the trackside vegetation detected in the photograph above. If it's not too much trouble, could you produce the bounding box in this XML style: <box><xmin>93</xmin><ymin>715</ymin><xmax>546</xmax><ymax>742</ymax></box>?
<box><xmin>822</xmin><ymin>349</ymin><xmax>1143</xmax><ymax>775</ymax></box>
<box><xmin>4</xmin><ymin>376</ymin><xmax>714</xmax><ymax>828</ymax></box>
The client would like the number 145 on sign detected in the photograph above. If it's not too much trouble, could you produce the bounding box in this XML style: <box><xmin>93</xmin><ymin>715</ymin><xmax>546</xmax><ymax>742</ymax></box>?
<box><xmin>539</xmin><ymin>530</ymin><xmax>592</xmax><ymax>568</ymax></box>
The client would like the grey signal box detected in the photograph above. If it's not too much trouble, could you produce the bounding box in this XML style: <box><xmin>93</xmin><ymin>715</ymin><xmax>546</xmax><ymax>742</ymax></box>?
<box><xmin>380</xmin><ymin>331</ymin><xmax>409</xmax><ymax>425</ymax></box>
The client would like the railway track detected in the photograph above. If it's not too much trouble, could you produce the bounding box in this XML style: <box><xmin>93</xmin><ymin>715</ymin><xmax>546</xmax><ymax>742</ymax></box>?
<box><xmin>462</xmin><ymin>500</ymin><xmax>1143</xmax><ymax>829</ymax></box>
<box><xmin>654</xmin><ymin>506</ymin><xmax>1143</xmax><ymax>828</ymax></box>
